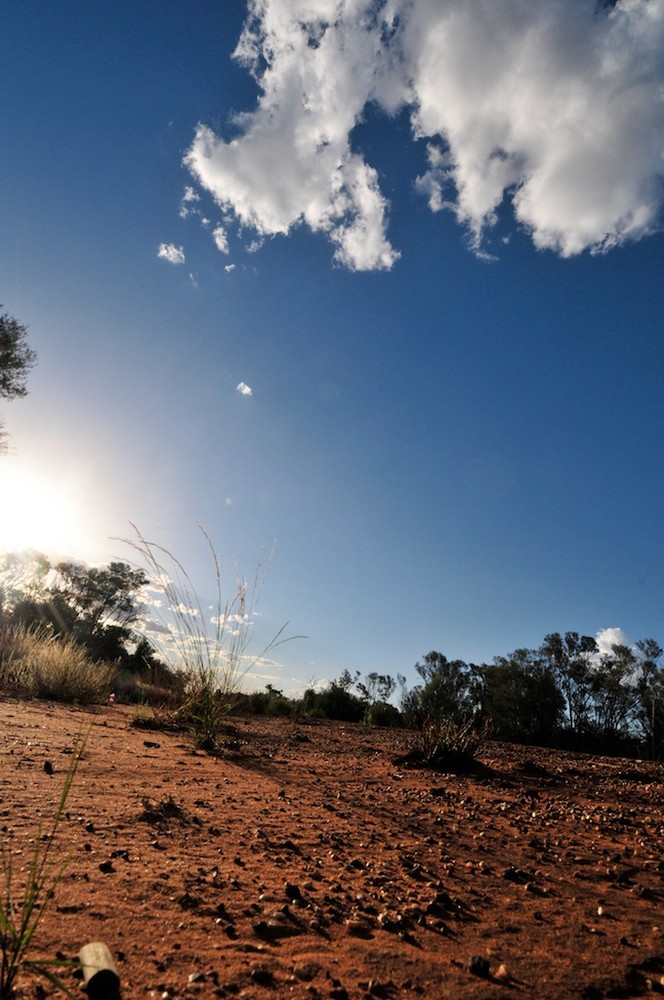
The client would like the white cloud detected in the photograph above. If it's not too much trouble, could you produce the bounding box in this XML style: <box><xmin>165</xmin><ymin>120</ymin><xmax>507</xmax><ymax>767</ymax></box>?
<box><xmin>237</xmin><ymin>381</ymin><xmax>253</xmax><ymax>395</ymax></box>
<box><xmin>184</xmin><ymin>0</ymin><xmax>664</xmax><ymax>269</ymax></box>
<box><xmin>157</xmin><ymin>242</ymin><xmax>186</xmax><ymax>264</ymax></box>
<box><xmin>225</xmin><ymin>263</ymin><xmax>236</xmax><ymax>273</ymax></box>
<box><xmin>212</xmin><ymin>224</ymin><xmax>230</xmax><ymax>254</ymax></box>
<box><xmin>179</xmin><ymin>186</ymin><xmax>201</xmax><ymax>218</ymax></box>
<box><xmin>594</xmin><ymin>626</ymin><xmax>633</xmax><ymax>658</ymax></box>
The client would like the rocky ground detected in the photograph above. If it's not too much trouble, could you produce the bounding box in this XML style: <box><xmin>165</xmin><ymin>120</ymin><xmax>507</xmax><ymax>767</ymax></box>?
<box><xmin>1</xmin><ymin>698</ymin><xmax>663</xmax><ymax>999</ymax></box>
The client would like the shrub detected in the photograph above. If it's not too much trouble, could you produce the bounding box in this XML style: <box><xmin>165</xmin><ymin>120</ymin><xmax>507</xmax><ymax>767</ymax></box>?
<box><xmin>416</xmin><ymin>716</ymin><xmax>487</xmax><ymax>770</ymax></box>
<box><xmin>247</xmin><ymin>687</ymin><xmax>293</xmax><ymax>717</ymax></box>
<box><xmin>300</xmin><ymin>682</ymin><xmax>366</xmax><ymax>722</ymax></box>
<box><xmin>366</xmin><ymin>701</ymin><xmax>402</xmax><ymax>727</ymax></box>
<box><xmin>111</xmin><ymin>667</ymin><xmax>186</xmax><ymax>707</ymax></box>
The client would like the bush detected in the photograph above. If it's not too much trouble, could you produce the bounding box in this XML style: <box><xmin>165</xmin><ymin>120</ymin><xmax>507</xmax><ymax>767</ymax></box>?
<box><xmin>111</xmin><ymin>667</ymin><xmax>187</xmax><ymax>707</ymax></box>
<box><xmin>416</xmin><ymin>716</ymin><xmax>487</xmax><ymax>770</ymax></box>
<box><xmin>0</xmin><ymin>626</ymin><xmax>113</xmax><ymax>704</ymax></box>
<box><xmin>247</xmin><ymin>688</ymin><xmax>293</xmax><ymax>717</ymax></box>
<box><xmin>366</xmin><ymin>701</ymin><xmax>402</xmax><ymax>727</ymax></box>
<box><xmin>300</xmin><ymin>682</ymin><xmax>366</xmax><ymax>722</ymax></box>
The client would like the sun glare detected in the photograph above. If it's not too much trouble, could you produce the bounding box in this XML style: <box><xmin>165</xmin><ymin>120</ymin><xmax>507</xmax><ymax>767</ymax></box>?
<box><xmin>0</xmin><ymin>458</ymin><xmax>86</xmax><ymax>557</ymax></box>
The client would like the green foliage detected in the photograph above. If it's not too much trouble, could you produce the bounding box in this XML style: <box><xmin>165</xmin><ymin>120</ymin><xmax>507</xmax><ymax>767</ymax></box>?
<box><xmin>27</xmin><ymin>560</ymin><xmax>147</xmax><ymax>663</ymax></box>
<box><xmin>247</xmin><ymin>684</ymin><xmax>293</xmax><ymax>717</ymax></box>
<box><xmin>479</xmin><ymin>648</ymin><xmax>564</xmax><ymax>744</ymax></box>
<box><xmin>589</xmin><ymin>643</ymin><xmax>640</xmax><ymax>745</ymax></box>
<box><xmin>2</xmin><ymin>552</ymin><xmax>152</xmax><ymax>669</ymax></box>
<box><xmin>0</xmin><ymin>727</ymin><xmax>90</xmax><ymax>998</ymax></box>
<box><xmin>404</xmin><ymin>633</ymin><xmax>664</xmax><ymax>758</ymax></box>
<box><xmin>300</xmin><ymin>676</ymin><xmax>367</xmax><ymax>722</ymax></box>
<box><xmin>635</xmin><ymin>639</ymin><xmax>664</xmax><ymax>760</ymax></box>
<box><xmin>365</xmin><ymin>700</ymin><xmax>402</xmax><ymax>727</ymax></box>
<box><xmin>401</xmin><ymin>652</ymin><xmax>474</xmax><ymax>729</ymax></box>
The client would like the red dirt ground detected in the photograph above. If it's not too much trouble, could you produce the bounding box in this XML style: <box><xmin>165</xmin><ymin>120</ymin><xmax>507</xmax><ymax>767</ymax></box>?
<box><xmin>1</xmin><ymin>698</ymin><xmax>663</xmax><ymax>999</ymax></box>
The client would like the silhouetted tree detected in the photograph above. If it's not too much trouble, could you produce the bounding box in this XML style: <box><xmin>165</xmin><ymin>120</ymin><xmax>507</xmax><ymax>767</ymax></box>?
<box><xmin>402</xmin><ymin>652</ymin><xmax>473</xmax><ymax>728</ymax></box>
<box><xmin>0</xmin><ymin>307</ymin><xmax>36</xmax><ymax>451</ymax></box>
<box><xmin>541</xmin><ymin>631</ymin><xmax>597</xmax><ymax>739</ymax></box>
<box><xmin>8</xmin><ymin>559</ymin><xmax>148</xmax><ymax>664</ymax></box>
<box><xmin>479</xmin><ymin>648</ymin><xmax>564</xmax><ymax>744</ymax></box>
<box><xmin>589</xmin><ymin>643</ymin><xmax>640</xmax><ymax>747</ymax></box>
<box><xmin>634</xmin><ymin>639</ymin><xmax>664</xmax><ymax>759</ymax></box>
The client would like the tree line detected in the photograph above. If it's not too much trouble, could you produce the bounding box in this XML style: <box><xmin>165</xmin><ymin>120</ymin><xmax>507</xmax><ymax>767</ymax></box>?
<box><xmin>263</xmin><ymin>634</ymin><xmax>663</xmax><ymax>760</ymax></box>
<box><xmin>1</xmin><ymin>551</ymin><xmax>662</xmax><ymax>759</ymax></box>
<box><xmin>403</xmin><ymin>638</ymin><xmax>663</xmax><ymax>759</ymax></box>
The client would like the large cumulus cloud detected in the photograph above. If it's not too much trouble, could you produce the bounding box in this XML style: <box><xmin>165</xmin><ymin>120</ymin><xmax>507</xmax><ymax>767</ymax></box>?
<box><xmin>185</xmin><ymin>0</ymin><xmax>664</xmax><ymax>270</ymax></box>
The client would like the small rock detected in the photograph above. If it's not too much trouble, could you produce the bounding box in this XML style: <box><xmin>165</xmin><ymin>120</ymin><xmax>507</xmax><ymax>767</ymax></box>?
<box><xmin>285</xmin><ymin>881</ymin><xmax>303</xmax><ymax>902</ymax></box>
<box><xmin>251</xmin><ymin>965</ymin><xmax>274</xmax><ymax>986</ymax></box>
<box><xmin>294</xmin><ymin>963</ymin><xmax>320</xmax><ymax>982</ymax></box>
<box><xmin>468</xmin><ymin>955</ymin><xmax>490</xmax><ymax>978</ymax></box>
<box><xmin>346</xmin><ymin>917</ymin><xmax>372</xmax><ymax>938</ymax></box>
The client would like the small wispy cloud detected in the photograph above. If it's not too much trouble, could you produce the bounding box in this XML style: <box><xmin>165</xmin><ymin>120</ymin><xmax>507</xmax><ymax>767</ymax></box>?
<box><xmin>157</xmin><ymin>242</ymin><xmax>185</xmax><ymax>265</ymax></box>
<box><xmin>212</xmin><ymin>224</ymin><xmax>229</xmax><ymax>254</ymax></box>
<box><xmin>236</xmin><ymin>381</ymin><xmax>253</xmax><ymax>396</ymax></box>
<box><xmin>179</xmin><ymin>186</ymin><xmax>201</xmax><ymax>218</ymax></box>
<box><xmin>225</xmin><ymin>263</ymin><xmax>236</xmax><ymax>273</ymax></box>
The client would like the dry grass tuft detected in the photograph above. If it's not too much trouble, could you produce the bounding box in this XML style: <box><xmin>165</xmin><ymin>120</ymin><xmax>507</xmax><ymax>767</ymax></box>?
<box><xmin>0</xmin><ymin>626</ymin><xmax>113</xmax><ymax>704</ymax></box>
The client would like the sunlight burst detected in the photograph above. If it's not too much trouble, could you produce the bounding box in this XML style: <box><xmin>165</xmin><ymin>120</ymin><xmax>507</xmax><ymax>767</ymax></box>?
<box><xmin>0</xmin><ymin>458</ymin><xmax>84</xmax><ymax>556</ymax></box>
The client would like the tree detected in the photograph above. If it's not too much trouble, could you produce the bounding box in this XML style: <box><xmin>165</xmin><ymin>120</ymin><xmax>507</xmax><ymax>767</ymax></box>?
<box><xmin>541</xmin><ymin>631</ymin><xmax>597</xmax><ymax>740</ymax></box>
<box><xmin>589</xmin><ymin>643</ymin><xmax>640</xmax><ymax>747</ymax></box>
<box><xmin>0</xmin><ymin>307</ymin><xmax>37</xmax><ymax>451</ymax></box>
<box><xmin>0</xmin><ymin>550</ymin><xmax>52</xmax><ymax>627</ymax></box>
<box><xmin>478</xmin><ymin>648</ymin><xmax>564</xmax><ymax>744</ymax></box>
<box><xmin>634</xmin><ymin>639</ymin><xmax>664</xmax><ymax>759</ymax></box>
<box><xmin>50</xmin><ymin>561</ymin><xmax>148</xmax><ymax>661</ymax></box>
<box><xmin>8</xmin><ymin>559</ymin><xmax>148</xmax><ymax>664</ymax></box>
<box><xmin>402</xmin><ymin>652</ymin><xmax>473</xmax><ymax>728</ymax></box>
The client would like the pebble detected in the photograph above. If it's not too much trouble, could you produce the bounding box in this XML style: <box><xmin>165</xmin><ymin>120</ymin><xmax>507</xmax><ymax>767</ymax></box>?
<box><xmin>468</xmin><ymin>955</ymin><xmax>490</xmax><ymax>977</ymax></box>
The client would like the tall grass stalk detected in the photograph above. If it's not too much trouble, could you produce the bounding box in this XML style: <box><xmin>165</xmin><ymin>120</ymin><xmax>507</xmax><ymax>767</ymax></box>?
<box><xmin>122</xmin><ymin>524</ymin><xmax>300</xmax><ymax>750</ymax></box>
<box><xmin>0</xmin><ymin>727</ymin><xmax>91</xmax><ymax>998</ymax></box>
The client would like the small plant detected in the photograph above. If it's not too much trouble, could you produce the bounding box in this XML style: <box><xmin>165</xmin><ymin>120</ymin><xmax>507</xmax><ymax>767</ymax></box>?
<box><xmin>122</xmin><ymin>524</ymin><xmax>301</xmax><ymax>752</ymax></box>
<box><xmin>416</xmin><ymin>715</ymin><xmax>487</xmax><ymax>770</ymax></box>
<box><xmin>0</xmin><ymin>727</ymin><xmax>91</xmax><ymax>998</ymax></box>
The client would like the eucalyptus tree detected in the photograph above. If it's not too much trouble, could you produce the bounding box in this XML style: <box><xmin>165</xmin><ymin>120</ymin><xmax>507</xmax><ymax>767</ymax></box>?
<box><xmin>0</xmin><ymin>307</ymin><xmax>36</xmax><ymax>451</ymax></box>
<box><xmin>541</xmin><ymin>631</ymin><xmax>597</xmax><ymax>739</ymax></box>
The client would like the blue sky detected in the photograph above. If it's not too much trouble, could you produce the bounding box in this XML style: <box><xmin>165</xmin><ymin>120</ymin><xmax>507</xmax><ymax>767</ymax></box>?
<box><xmin>1</xmin><ymin>0</ymin><xmax>663</xmax><ymax>693</ymax></box>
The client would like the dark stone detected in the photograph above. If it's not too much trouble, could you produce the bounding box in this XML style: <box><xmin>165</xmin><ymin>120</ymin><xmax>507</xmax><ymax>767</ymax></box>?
<box><xmin>468</xmin><ymin>955</ymin><xmax>490</xmax><ymax>977</ymax></box>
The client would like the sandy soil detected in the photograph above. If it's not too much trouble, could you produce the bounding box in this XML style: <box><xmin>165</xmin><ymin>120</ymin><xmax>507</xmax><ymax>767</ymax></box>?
<box><xmin>1</xmin><ymin>698</ymin><xmax>663</xmax><ymax>999</ymax></box>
